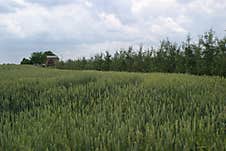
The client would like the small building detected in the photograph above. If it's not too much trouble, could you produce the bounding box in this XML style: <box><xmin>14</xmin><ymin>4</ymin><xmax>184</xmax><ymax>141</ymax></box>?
<box><xmin>46</xmin><ymin>55</ymin><xmax>59</xmax><ymax>66</ymax></box>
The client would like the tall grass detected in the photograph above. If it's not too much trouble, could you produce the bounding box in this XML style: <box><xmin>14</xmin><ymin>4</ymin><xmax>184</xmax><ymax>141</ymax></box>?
<box><xmin>0</xmin><ymin>65</ymin><xmax>225</xmax><ymax>150</ymax></box>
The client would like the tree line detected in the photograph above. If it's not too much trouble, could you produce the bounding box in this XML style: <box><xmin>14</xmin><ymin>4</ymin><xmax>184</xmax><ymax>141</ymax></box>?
<box><xmin>21</xmin><ymin>30</ymin><xmax>226</xmax><ymax>76</ymax></box>
<box><xmin>56</xmin><ymin>30</ymin><xmax>226</xmax><ymax>76</ymax></box>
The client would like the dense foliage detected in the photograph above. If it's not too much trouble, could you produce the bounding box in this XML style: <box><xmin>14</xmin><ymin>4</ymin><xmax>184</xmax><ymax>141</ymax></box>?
<box><xmin>0</xmin><ymin>65</ymin><xmax>225</xmax><ymax>150</ymax></box>
<box><xmin>21</xmin><ymin>51</ymin><xmax>56</xmax><ymax>65</ymax></box>
<box><xmin>57</xmin><ymin>30</ymin><xmax>226</xmax><ymax>76</ymax></box>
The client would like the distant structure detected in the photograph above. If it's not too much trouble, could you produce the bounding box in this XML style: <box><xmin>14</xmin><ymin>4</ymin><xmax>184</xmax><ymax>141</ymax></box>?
<box><xmin>46</xmin><ymin>55</ymin><xmax>59</xmax><ymax>66</ymax></box>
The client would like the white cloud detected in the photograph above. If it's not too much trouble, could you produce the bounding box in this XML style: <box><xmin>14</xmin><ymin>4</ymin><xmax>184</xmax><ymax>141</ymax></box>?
<box><xmin>84</xmin><ymin>1</ymin><xmax>93</xmax><ymax>8</ymax></box>
<box><xmin>99</xmin><ymin>13</ymin><xmax>123</xmax><ymax>29</ymax></box>
<box><xmin>0</xmin><ymin>2</ymin><xmax>99</xmax><ymax>39</ymax></box>
<box><xmin>188</xmin><ymin>0</ymin><xmax>226</xmax><ymax>15</ymax></box>
<box><xmin>150</xmin><ymin>17</ymin><xmax>186</xmax><ymax>34</ymax></box>
<box><xmin>132</xmin><ymin>0</ymin><xmax>176</xmax><ymax>11</ymax></box>
<box><xmin>131</xmin><ymin>0</ymin><xmax>183</xmax><ymax>17</ymax></box>
<box><xmin>0</xmin><ymin>3</ymin><xmax>49</xmax><ymax>37</ymax></box>
<box><xmin>0</xmin><ymin>0</ymin><xmax>225</xmax><ymax>63</ymax></box>
<box><xmin>0</xmin><ymin>1</ymin><xmax>137</xmax><ymax>41</ymax></box>
<box><xmin>131</xmin><ymin>0</ymin><xmax>226</xmax><ymax>16</ymax></box>
<box><xmin>13</xmin><ymin>0</ymin><xmax>28</xmax><ymax>6</ymax></box>
<box><xmin>98</xmin><ymin>12</ymin><xmax>139</xmax><ymax>36</ymax></box>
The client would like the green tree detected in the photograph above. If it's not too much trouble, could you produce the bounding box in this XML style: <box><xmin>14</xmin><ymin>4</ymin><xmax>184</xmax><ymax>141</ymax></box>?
<box><xmin>103</xmin><ymin>51</ymin><xmax>112</xmax><ymax>71</ymax></box>
<box><xmin>143</xmin><ymin>48</ymin><xmax>154</xmax><ymax>72</ymax></box>
<box><xmin>21</xmin><ymin>51</ymin><xmax>57</xmax><ymax>65</ymax></box>
<box><xmin>183</xmin><ymin>35</ymin><xmax>195</xmax><ymax>74</ymax></box>
<box><xmin>199</xmin><ymin>29</ymin><xmax>218</xmax><ymax>75</ymax></box>
<box><xmin>212</xmin><ymin>37</ymin><xmax>226</xmax><ymax>76</ymax></box>
<box><xmin>175</xmin><ymin>48</ymin><xmax>185</xmax><ymax>73</ymax></box>
<box><xmin>20</xmin><ymin>58</ymin><xmax>32</xmax><ymax>64</ymax></box>
<box><xmin>54</xmin><ymin>29</ymin><xmax>226</xmax><ymax>77</ymax></box>
<box><xmin>29</xmin><ymin>52</ymin><xmax>46</xmax><ymax>64</ymax></box>
<box><xmin>193</xmin><ymin>44</ymin><xmax>203</xmax><ymax>75</ymax></box>
<box><xmin>133</xmin><ymin>45</ymin><xmax>144</xmax><ymax>72</ymax></box>
<box><xmin>94</xmin><ymin>53</ymin><xmax>104</xmax><ymax>71</ymax></box>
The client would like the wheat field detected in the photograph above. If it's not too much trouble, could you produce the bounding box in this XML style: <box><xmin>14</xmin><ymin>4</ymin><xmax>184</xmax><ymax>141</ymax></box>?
<box><xmin>0</xmin><ymin>65</ymin><xmax>225</xmax><ymax>150</ymax></box>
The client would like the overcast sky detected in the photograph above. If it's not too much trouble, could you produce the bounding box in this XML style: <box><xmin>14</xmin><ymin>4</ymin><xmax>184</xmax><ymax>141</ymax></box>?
<box><xmin>0</xmin><ymin>0</ymin><xmax>225</xmax><ymax>63</ymax></box>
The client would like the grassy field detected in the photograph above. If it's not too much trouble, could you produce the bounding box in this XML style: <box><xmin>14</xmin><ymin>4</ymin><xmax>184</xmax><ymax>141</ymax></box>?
<box><xmin>0</xmin><ymin>65</ymin><xmax>225</xmax><ymax>150</ymax></box>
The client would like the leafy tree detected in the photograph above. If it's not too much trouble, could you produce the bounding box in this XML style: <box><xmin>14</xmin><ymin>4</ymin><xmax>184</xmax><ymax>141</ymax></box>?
<box><xmin>199</xmin><ymin>29</ymin><xmax>218</xmax><ymax>75</ymax></box>
<box><xmin>125</xmin><ymin>46</ymin><xmax>134</xmax><ymax>72</ymax></box>
<box><xmin>51</xmin><ymin>29</ymin><xmax>225</xmax><ymax>77</ymax></box>
<box><xmin>143</xmin><ymin>48</ymin><xmax>154</xmax><ymax>72</ymax></box>
<box><xmin>20</xmin><ymin>58</ymin><xmax>32</xmax><ymax>64</ymax></box>
<box><xmin>21</xmin><ymin>51</ymin><xmax>56</xmax><ymax>65</ymax></box>
<box><xmin>193</xmin><ymin>44</ymin><xmax>203</xmax><ymax>75</ymax></box>
<box><xmin>183</xmin><ymin>35</ymin><xmax>195</xmax><ymax>74</ymax></box>
<box><xmin>93</xmin><ymin>53</ymin><xmax>104</xmax><ymax>71</ymax></box>
<box><xmin>133</xmin><ymin>45</ymin><xmax>144</xmax><ymax>72</ymax></box>
<box><xmin>213</xmin><ymin>37</ymin><xmax>226</xmax><ymax>76</ymax></box>
<box><xmin>175</xmin><ymin>48</ymin><xmax>185</xmax><ymax>73</ymax></box>
<box><xmin>29</xmin><ymin>52</ymin><xmax>46</xmax><ymax>64</ymax></box>
<box><xmin>103</xmin><ymin>51</ymin><xmax>112</xmax><ymax>71</ymax></box>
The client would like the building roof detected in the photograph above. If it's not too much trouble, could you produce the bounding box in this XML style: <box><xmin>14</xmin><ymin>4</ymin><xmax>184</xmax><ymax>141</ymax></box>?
<box><xmin>47</xmin><ymin>55</ymin><xmax>59</xmax><ymax>59</ymax></box>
